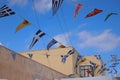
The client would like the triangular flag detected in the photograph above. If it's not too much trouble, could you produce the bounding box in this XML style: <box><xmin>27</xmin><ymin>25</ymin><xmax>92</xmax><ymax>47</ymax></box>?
<box><xmin>46</xmin><ymin>54</ymin><xmax>50</xmax><ymax>58</ymax></box>
<box><xmin>104</xmin><ymin>13</ymin><xmax>118</xmax><ymax>21</ymax></box>
<box><xmin>75</xmin><ymin>55</ymin><xmax>83</xmax><ymax>67</ymax></box>
<box><xmin>99</xmin><ymin>68</ymin><xmax>107</xmax><ymax>74</ymax></box>
<box><xmin>15</xmin><ymin>19</ymin><xmax>31</xmax><ymax>32</ymax></box>
<box><xmin>0</xmin><ymin>5</ymin><xmax>15</xmax><ymax>18</ymax></box>
<box><xmin>60</xmin><ymin>49</ymin><xmax>74</xmax><ymax>64</ymax></box>
<box><xmin>95</xmin><ymin>65</ymin><xmax>99</xmax><ymax>69</ymax></box>
<box><xmin>58</xmin><ymin>44</ymin><xmax>66</xmax><ymax>48</ymax></box>
<box><xmin>94</xmin><ymin>55</ymin><xmax>101</xmax><ymax>60</ymax></box>
<box><xmin>52</xmin><ymin>0</ymin><xmax>63</xmax><ymax>15</ymax></box>
<box><xmin>85</xmin><ymin>8</ymin><xmax>103</xmax><ymax>18</ymax></box>
<box><xmin>11</xmin><ymin>51</ymin><xmax>17</xmax><ymax>60</ymax></box>
<box><xmin>67</xmin><ymin>49</ymin><xmax>74</xmax><ymax>56</ymax></box>
<box><xmin>29</xmin><ymin>29</ymin><xmax>45</xmax><ymax>49</ymax></box>
<box><xmin>89</xmin><ymin>61</ymin><xmax>96</xmax><ymax>68</ymax></box>
<box><xmin>97</xmin><ymin>64</ymin><xmax>106</xmax><ymax>74</ymax></box>
<box><xmin>61</xmin><ymin>55</ymin><xmax>68</xmax><ymax>64</ymax></box>
<box><xmin>77</xmin><ymin>58</ymin><xmax>86</xmax><ymax>65</ymax></box>
<box><xmin>74</xmin><ymin>3</ymin><xmax>83</xmax><ymax>18</ymax></box>
<box><xmin>47</xmin><ymin>39</ymin><xmax>57</xmax><ymax>50</ymax></box>
<box><xmin>28</xmin><ymin>53</ymin><xmax>33</xmax><ymax>58</ymax></box>
<box><xmin>113</xmin><ymin>68</ymin><xmax>117</xmax><ymax>74</ymax></box>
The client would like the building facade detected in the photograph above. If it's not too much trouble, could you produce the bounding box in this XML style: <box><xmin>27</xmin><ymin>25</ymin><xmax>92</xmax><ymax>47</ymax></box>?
<box><xmin>20</xmin><ymin>46</ymin><xmax>105</xmax><ymax>77</ymax></box>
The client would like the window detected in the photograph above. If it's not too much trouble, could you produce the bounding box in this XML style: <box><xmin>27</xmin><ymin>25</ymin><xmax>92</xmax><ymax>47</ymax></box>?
<box><xmin>79</xmin><ymin>65</ymin><xmax>94</xmax><ymax>77</ymax></box>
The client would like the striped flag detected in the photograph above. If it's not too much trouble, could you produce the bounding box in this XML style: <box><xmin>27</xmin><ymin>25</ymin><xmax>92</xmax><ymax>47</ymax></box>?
<box><xmin>97</xmin><ymin>64</ymin><xmax>106</xmax><ymax>74</ymax></box>
<box><xmin>74</xmin><ymin>55</ymin><xmax>83</xmax><ymax>73</ymax></box>
<box><xmin>110</xmin><ymin>55</ymin><xmax>118</xmax><ymax>62</ymax></box>
<box><xmin>47</xmin><ymin>39</ymin><xmax>57</xmax><ymax>50</ymax></box>
<box><xmin>109</xmin><ymin>65</ymin><xmax>116</xmax><ymax>68</ymax></box>
<box><xmin>111</xmin><ymin>62</ymin><xmax>119</xmax><ymax>67</ymax></box>
<box><xmin>94</xmin><ymin>55</ymin><xmax>101</xmax><ymax>60</ymax></box>
<box><xmin>67</xmin><ymin>49</ymin><xmax>74</xmax><ymax>56</ymax></box>
<box><xmin>99</xmin><ymin>68</ymin><xmax>107</xmax><ymax>74</ymax></box>
<box><xmin>111</xmin><ymin>55</ymin><xmax>117</xmax><ymax>60</ymax></box>
<box><xmin>29</xmin><ymin>30</ymin><xmax>45</xmax><ymax>49</ymax></box>
<box><xmin>61</xmin><ymin>49</ymin><xmax>74</xmax><ymax>64</ymax></box>
<box><xmin>89</xmin><ymin>61</ymin><xmax>96</xmax><ymax>68</ymax></box>
<box><xmin>113</xmin><ymin>68</ymin><xmax>117</xmax><ymax>74</ymax></box>
<box><xmin>16</xmin><ymin>19</ymin><xmax>31</xmax><ymax>32</ymax></box>
<box><xmin>52</xmin><ymin>0</ymin><xmax>63</xmax><ymax>15</ymax></box>
<box><xmin>0</xmin><ymin>5</ymin><xmax>15</xmax><ymax>18</ymax></box>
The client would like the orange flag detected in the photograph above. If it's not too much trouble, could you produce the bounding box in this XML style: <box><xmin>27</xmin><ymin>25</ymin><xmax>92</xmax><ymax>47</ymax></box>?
<box><xmin>58</xmin><ymin>44</ymin><xmax>66</xmax><ymax>48</ymax></box>
<box><xmin>77</xmin><ymin>58</ymin><xmax>86</xmax><ymax>65</ymax></box>
<box><xmin>16</xmin><ymin>19</ymin><xmax>31</xmax><ymax>32</ymax></box>
<box><xmin>85</xmin><ymin>8</ymin><xmax>103</xmax><ymax>18</ymax></box>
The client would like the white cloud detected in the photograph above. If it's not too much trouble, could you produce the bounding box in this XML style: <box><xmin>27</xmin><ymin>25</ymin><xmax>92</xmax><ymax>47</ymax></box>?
<box><xmin>54</xmin><ymin>32</ymin><xmax>71</xmax><ymax>46</ymax></box>
<box><xmin>9</xmin><ymin>0</ymin><xmax>28</xmax><ymax>6</ymax></box>
<box><xmin>9</xmin><ymin>0</ymin><xmax>52</xmax><ymax>13</ymax></box>
<box><xmin>77</xmin><ymin>29</ymin><xmax>120</xmax><ymax>51</ymax></box>
<box><xmin>0</xmin><ymin>43</ymin><xmax>2</xmax><ymax>45</ymax></box>
<box><xmin>0</xmin><ymin>42</ymin><xmax>3</xmax><ymax>46</ymax></box>
<box><xmin>78</xmin><ymin>23</ymin><xmax>87</xmax><ymax>29</ymax></box>
<box><xmin>34</xmin><ymin>0</ymin><xmax>52</xmax><ymax>13</ymax></box>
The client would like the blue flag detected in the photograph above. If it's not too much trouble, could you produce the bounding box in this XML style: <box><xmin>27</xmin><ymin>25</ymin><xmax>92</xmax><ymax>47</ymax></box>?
<box><xmin>67</xmin><ymin>49</ymin><xmax>74</xmax><ymax>56</ymax></box>
<box><xmin>47</xmin><ymin>39</ymin><xmax>57</xmax><ymax>50</ymax></box>
<box><xmin>113</xmin><ymin>68</ymin><xmax>117</xmax><ymax>74</ymax></box>
<box><xmin>89</xmin><ymin>61</ymin><xmax>96</xmax><ymax>68</ymax></box>
<box><xmin>75</xmin><ymin>55</ymin><xmax>82</xmax><ymax>68</ymax></box>
<box><xmin>28</xmin><ymin>53</ymin><xmax>33</xmax><ymax>58</ymax></box>
<box><xmin>29</xmin><ymin>29</ymin><xmax>45</xmax><ymax>49</ymax></box>
<box><xmin>97</xmin><ymin>64</ymin><xmax>106</xmax><ymax>74</ymax></box>
<box><xmin>52</xmin><ymin>0</ymin><xmax>63</xmax><ymax>15</ymax></box>
<box><xmin>0</xmin><ymin>5</ymin><xmax>15</xmax><ymax>18</ymax></box>
<box><xmin>94</xmin><ymin>55</ymin><xmax>101</xmax><ymax>60</ymax></box>
<box><xmin>61</xmin><ymin>55</ymin><xmax>68</xmax><ymax>63</ymax></box>
<box><xmin>60</xmin><ymin>49</ymin><xmax>75</xmax><ymax>64</ymax></box>
<box><xmin>11</xmin><ymin>51</ymin><xmax>17</xmax><ymax>60</ymax></box>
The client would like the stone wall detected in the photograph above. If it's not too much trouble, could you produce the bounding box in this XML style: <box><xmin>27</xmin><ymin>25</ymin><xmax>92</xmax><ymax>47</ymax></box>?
<box><xmin>0</xmin><ymin>45</ymin><xmax>66</xmax><ymax>80</ymax></box>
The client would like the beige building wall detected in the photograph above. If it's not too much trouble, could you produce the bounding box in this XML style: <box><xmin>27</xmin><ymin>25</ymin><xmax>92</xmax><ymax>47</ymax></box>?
<box><xmin>0</xmin><ymin>45</ymin><xmax>66</xmax><ymax>80</ymax></box>
<box><xmin>20</xmin><ymin>47</ymin><xmax>105</xmax><ymax>77</ymax></box>
<box><xmin>20</xmin><ymin>47</ymin><xmax>79</xmax><ymax>75</ymax></box>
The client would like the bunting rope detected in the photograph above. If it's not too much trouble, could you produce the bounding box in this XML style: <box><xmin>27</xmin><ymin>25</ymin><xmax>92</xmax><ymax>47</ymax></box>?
<box><xmin>60</xmin><ymin>8</ymin><xmax>74</xmax><ymax>46</ymax></box>
<box><xmin>31</xmin><ymin>0</ymin><xmax>55</xmax><ymax>79</ymax></box>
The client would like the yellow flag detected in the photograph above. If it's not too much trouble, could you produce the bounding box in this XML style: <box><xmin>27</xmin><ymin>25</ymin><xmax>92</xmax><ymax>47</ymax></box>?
<box><xmin>95</xmin><ymin>65</ymin><xmax>99</xmax><ymax>69</ymax></box>
<box><xmin>58</xmin><ymin>44</ymin><xmax>66</xmax><ymax>48</ymax></box>
<box><xmin>77</xmin><ymin>58</ymin><xmax>86</xmax><ymax>65</ymax></box>
<box><xmin>15</xmin><ymin>19</ymin><xmax>31</xmax><ymax>32</ymax></box>
<box><xmin>109</xmin><ymin>59</ymin><xmax>114</xmax><ymax>62</ymax></box>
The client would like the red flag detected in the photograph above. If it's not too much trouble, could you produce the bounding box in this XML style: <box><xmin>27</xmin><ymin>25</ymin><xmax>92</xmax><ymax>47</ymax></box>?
<box><xmin>74</xmin><ymin>3</ymin><xmax>83</xmax><ymax>18</ymax></box>
<box><xmin>86</xmin><ymin>69</ymin><xmax>93</xmax><ymax>76</ymax></box>
<box><xmin>85</xmin><ymin>8</ymin><xmax>103</xmax><ymax>18</ymax></box>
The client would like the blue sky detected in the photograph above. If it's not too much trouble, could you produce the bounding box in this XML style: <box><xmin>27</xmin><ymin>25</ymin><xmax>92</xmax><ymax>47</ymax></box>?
<box><xmin>0</xmin><ymin>0</ymin><xmax>120</xmax><ymax>76</ymax></box>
